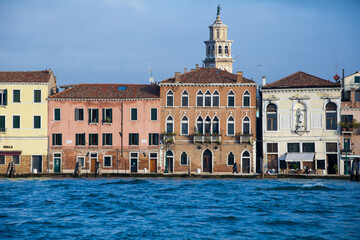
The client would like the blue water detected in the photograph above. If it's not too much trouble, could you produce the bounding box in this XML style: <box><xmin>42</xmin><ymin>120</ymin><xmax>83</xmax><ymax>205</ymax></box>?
<box><xmin>0</xmin><ymin>178</ymin><xmax>359</xmax><ymax>240</ymax></box>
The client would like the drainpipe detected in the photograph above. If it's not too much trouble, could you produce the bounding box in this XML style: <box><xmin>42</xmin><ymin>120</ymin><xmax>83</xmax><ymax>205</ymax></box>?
<box><xmin>47</xmin><ymin>135</ymin><xmax>50</xmax><ymax>173</ymax></box>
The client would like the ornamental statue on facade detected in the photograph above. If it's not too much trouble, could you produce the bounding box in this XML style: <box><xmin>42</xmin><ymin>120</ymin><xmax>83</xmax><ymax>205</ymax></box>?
<box><xmin>296</xmin><ymin>108</ymin><xmax>304</xmax><ymax>130</ymax></box>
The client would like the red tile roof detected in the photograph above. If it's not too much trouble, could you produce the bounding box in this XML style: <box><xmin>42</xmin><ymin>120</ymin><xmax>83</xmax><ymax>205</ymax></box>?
<box><xmin>160</xmin><ymin>67</ymin><xmax>255</xmax><ymax>84</ymax></box>
<box><xmin>262</xmin><ymin>71</ymin><xmax>340</xmax><ymax>89</ymax></box>
<box><xmin>0</xmin><ymin>70</ymin><xmax>52</xmax><ymax>83</ymax></box>
<box><xmin>49</xmin><ymin>84</ymin><xmax>160</xmax><ymax>100</ymax></box>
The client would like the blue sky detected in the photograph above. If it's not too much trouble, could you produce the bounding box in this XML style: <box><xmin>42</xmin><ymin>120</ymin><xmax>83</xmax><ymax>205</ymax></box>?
<box><xmin>0</xmin><ymin>0</ymin><xmax>359</xmax><ymax>86</ymax></box>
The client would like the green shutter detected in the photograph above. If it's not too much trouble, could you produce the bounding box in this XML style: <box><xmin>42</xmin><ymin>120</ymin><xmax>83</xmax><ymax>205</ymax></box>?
<box><xmin>149</xmin><ymin>133</ymin><xmax>151</xmax><ymax>145</ymax></box>
<box><xmin>109</xmin><ymin>109</ymin><xmax>112</xmax><ymax>121</ymax></box>
<box><xmin>59</xmin><ymin>134</ymin><xmax>62</xmax><ymax>146</ymax></box>
<box><xmin>102</xmin><ymin>133</ymin><xmax>105</xmax><ymax>145</ymax></box>
<box><xmin>34</xmin><ymin>116</ymin><xmax>40</xmax><ymax>128</ymax></box>
<box><xmin>151</xmin><ymin>109</ymin><xmax>157</xmax><ymax>120</ymax></box>
<box><xmin>0</xmin><ymin>116</ymin><xmax>5</xmax><ymax>130</ymax></box>
<box><xmin>4</xmin><ymin>89</ymin><xmax>7</xmax><ymax>105</ymax></box>
<box><xmin>88</xmin><ymin>109</ymin><xmax>91</xmax><ymax>124</ymax></box>
<box><xmin>129</xmin><ymin>134</ymin><xmax>131</xmax><ymax>145</ymax></box>
<box><xmin>13</xmin><ymin>90</ymin><xmax>20</xmax><ymax>102</ymax></box>
<box><xmin>155</xmin><ymin>133</ymin><xmax>159</xmax><ymax>145</ymax></box>
<box><xmin>109</xmin><ymin>134</ymin><xmax>112</xmax><ymax>145</ymax></box>
<box><xmin>13</xmin><ymin>116</ymin><xmax>20</xmax><ymax>128</ymax></box>
<box><xmin>95</xmin><ymin>109</ymin><xmax>99</xmax><ymax>123</ymax></box>
<box><xmin>355</xmin><ymin>76</ymin><xmax>360</xmax><ymax>83</ymax></box>
<box><xmin>34</xmin><ymin>90</ymin><xmax>41</xmax><ymax>102</ymax></box>
<box><xmin>52</xmin><ymin>134</ymin><xmax>55</xmax><ymax>145</ymax></box>
<box><xmin>55</xmin><ymin>109</ymin><xmax>60</xmax><ymax>121</ymax></box>
<box><xmin>135</xmin><ymin>133</ymin><xmax>139</xmax><ymax>145</ymax></box>
<box><xmin>102</xmin><ymin>109</ymin><xmax>105</xmax><ymax>123</ymax></box>
<box><xmin>75</xmin><ymin>108</ymin><xmax>77</xmax><ymax>121</ymax></box>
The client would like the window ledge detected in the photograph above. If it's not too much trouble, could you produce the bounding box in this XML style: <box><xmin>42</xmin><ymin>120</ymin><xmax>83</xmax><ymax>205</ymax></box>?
<box><xmin>89</xmin><ymin>123</ymin><xmax>98</xmax><ymax>125</ymax></box>
<box><xmin>103</xmin><ymin>122</ymin><xmax>112</xmax><ymax>125</ymax></box>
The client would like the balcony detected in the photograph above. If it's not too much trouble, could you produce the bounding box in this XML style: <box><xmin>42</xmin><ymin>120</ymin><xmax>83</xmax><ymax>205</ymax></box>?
<box><xmin>193</xmin><ymin>134</ymin><xmax>221</xmax><ymax>144</ymax></box>
<box><xmin>238</xmin><ymin>133</ymin><xmax>253</xmax><ymax>144</ymax></box>
<box><xmin>163</xmin><ymin>133</ymin><xmax>175</xmax><ymax>144</ymax></box>
<box><xmin>341</xmin><ymin>148</ymin><xmax>353</xmax><ymax>154</ymax></box>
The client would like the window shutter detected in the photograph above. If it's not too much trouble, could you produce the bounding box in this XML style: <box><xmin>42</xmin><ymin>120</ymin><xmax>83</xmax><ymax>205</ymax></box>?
<box><xmin>95</xmin><ymin>109</ymin><xmax>99</xmax><ymax>123</ymax></box>
<box><xmin>52</xmin><ymin>134</ymin><xmax>55</xmax><ymax>145</ymax></box>
<box><xmin>149</xmin><ymin>133</ymin><xmax>151</xmax><ymax>145</ymax></box>
<box><xmin>109</xmin><ymin>109</ymin><xmax>112</xmax><ymax>120</ymax></box>
<box><xmin>4</xmin><ymin>89</ymin><xmax>7</xmax><ymax>105</ymax></box>
<box><xmin>0</xmin><ymin>116</ymin><xmax>5</xmax><ymax>129</ymax></box>
<box><xmin>109</xmin><ymin>134</ymin><xmax>112</xmax><ymax>145</ymax></box>
<box><xmin>102</xmin><ymin>109</ymin><xmax>105</xmax><ymax>123</ymax></box>
<box><xmin>59</xmin><ymin>134</ymin><xmax>62</xmax><ymax>146</ymax></box>
<box><xmin>75</xmin><ymin>108</ymin><xmax>77</xmax><ymax>121</ymax></box>
<box><xmin>129</xmin><ymin>134</ymin><xmax>131</xmax><ymax>145</ymax></box>
<box><xmin>102</xmin><ymin>134</ymin><xmax>105</xmax><ymax>146</ymax></box>
<box><xmin>88</xmin><ymin>109</ymin><xmax>91</xmax><ymax>124</ymax></box>
<box><xmin>135</xmin><ymin>134</ymin><xmax>139</xmax><ymax>145</ymax></box>
<box><xmin>155</xmin><ymin>133</ymin><xmax>159</xmax><ymax>145</ymax></box>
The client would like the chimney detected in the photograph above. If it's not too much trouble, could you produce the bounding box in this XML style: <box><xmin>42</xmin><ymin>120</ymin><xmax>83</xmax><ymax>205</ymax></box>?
<box><xmin>175</xmin><ymin>72</ymin><xmax>181</xmax><ymax>83</ymax></box>
<box><xmin>196</xmin><ymin>64</ymin><xmax>199</xmax><ymax>69</ymax></box>
<box><xmin>236</xmin><ymin>71</ymin><xmax>243</xmax><ymax>83</ymax></box>
<box><xmin>184</xmin><ymin>68</ymin><xmax>187</xmax><ymax>73</ymax></box>
<box><xmin>262</xmin><ymin>75</ymin><xmax>267</xmax><ymax>86</ymax></box>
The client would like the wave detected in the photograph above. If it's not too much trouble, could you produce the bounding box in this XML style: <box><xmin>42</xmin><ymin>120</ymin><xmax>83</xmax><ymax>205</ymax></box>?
<box><xmin>262</xmin><ymin>183</ymin><xmax>337</xmax><ymax>191</ymax></box>
<box><xmin>100</xmin><ymin>179</ymin><xmax>149</xmax><ymax>185</ymax></box>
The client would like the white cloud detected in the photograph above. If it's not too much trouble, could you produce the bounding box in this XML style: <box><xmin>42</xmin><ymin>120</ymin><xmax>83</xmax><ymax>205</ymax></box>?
<box><xmin>103</xmin><ymin>0</ymin><xmax>145</xmax><ymax>12</ymax></box>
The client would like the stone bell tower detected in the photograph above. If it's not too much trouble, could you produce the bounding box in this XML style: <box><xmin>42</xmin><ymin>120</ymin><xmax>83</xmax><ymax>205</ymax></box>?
<box><xmin>203</xmin><ymin>5</ymin><xmax>234</xmax><ymax>73</ymax></box>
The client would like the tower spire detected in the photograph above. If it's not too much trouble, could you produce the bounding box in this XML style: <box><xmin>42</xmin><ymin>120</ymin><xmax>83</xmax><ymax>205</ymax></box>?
<box><xmin>203</xmin><ymin>6</ymin><xmax>234</xmax><ymax>73</ymax></box>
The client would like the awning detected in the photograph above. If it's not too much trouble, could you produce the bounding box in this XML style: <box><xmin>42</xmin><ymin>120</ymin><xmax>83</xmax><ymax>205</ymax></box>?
<box><xmin>285</xmin><ymin>153</ymin><xmax>315</xmax><ymax>162</ymax></box>
<box><xmin>0</xmin><ymin>151</ymin><xmax>22</xmax><ymax>155</ymax></box>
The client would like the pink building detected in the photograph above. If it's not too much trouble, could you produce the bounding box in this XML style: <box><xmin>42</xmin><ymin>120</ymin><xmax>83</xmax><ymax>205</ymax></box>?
<box><xmin>48</xmin><ymin>84</ymin><xmax>161</xmax><ymax>174</ymax></box>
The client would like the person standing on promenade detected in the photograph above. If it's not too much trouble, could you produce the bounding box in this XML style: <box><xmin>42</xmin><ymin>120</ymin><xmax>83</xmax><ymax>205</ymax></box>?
<box><xmin>233</xmin><ymin>162</ymin><xmax>238</xmax><ymax>174</ymax></box>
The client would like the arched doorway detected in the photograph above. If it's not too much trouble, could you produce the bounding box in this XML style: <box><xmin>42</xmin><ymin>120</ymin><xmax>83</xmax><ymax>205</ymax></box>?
<box><xmin>166</xmin><ymin>150</ymin><xmax>174</xmax><ymax>173</ymax></box>
<box><xmin>203</xmin><ymin>149</ymin><xmax>212</xmax><ymax>173</ymax></box>
<box><xmin>242</xmin><ymin>151</ymin><xmax>250</xmax><ymax>173</ymax></box>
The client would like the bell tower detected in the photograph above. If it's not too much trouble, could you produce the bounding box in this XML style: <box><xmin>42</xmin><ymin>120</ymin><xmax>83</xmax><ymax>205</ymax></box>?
<box><xmin>203</xmin><ymin>5</ymin><xmax>234</xmax><ymax>73</ymax></box>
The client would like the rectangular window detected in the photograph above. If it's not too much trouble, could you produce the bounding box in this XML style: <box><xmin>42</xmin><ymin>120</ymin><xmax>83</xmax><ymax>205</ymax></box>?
<box><xmin>52</xmin><ymin>133</ymin><xmax>62</xmax><ymax>146</ymax></box>
<box><xmin>89</xmin><ymin>134</ymin><xmax>98</xmax><ymax>146</ymax></box>
<box><xmin>13</xmin><ymin>116</ymin><xmax>20</xmax><ymax>129</ymax></box>
<box><xmin>103</xmin><ymin>108</ymin><xmax>112</xmax><ymax>123</ymax></box>
<box><xmin>88</xmin><ymin>109</ymin><xmax>99</xmax><ymax>124</ymax></box>
<box><xmin>326</xmin><ymin>112</ymin><xmax>337</xmax><ymax>130</ymax></box>
<box><xmin>75</xmin><ymin>108</ymin><xmax>84</xmax><ymax>121</ymax></box>
<box><xmin>267</xmin><ymin>113</ymin><xmax>277</xmax><ymax>131</ymax></box>
<box><xmin>129</xmin><ymin>133</ymin><xmax>139</xmax><ymax>145</ymax></box>
<box><xmin>34</xmin><ymin>116</ymin><xmax>41</xmax><ymax>129</ymax></box>
<box><xmin>213</xmin><ymin>95</ymin><xmax>219</xmax><ymax>107</ymax></box>
<box><xmin>0</xmin><ymin>155</ymin><xmax>4</xmax><ymax>165</ymax></box>
<box><xmin>103</xmin><ymin>133</ymin><xmax>113</xmax><ymax>146</ymax></box>
<box><xmin>77</xmin><ymin>156</ymin><xmax>85</xmax><ymax>167</ymax></box>
<box><xmin>0</xmin><ymin>89</ymin><xmax>7</xmax><ymax>106</ymax></box>
<box><xmin>0</xmin><ymin>116</ymin><xmax>5</xmax><ymax>132</ymax></box>
<box><xmin>182</xmin><ymin>95</ymin><xmax>188</xmax><ymax>107</ymax></box>
<box><xmin>151</xmin><ymin>108</ymin><xmax>157</xmax><ymax>121</ymax></box>
<box><xmin>343</xmin><ymin>138</ymin><xmax>351</xmax><ymax>151</ymax></box>
<box><xmin>13</xmin><ymin>90</ymin><xmax>20</xmax><ymax>103</ymax></box>
<box><xmin>34</xmin><ymin>90</ymin><xmax>41</xmax><ymax>103</ymax></box>
<box><xmin>302</xmin><ymin>143</ymin><xmax>315</xmax><ymax>152</ymax></box>
<box><xmin>197</xmin><ymin>95</ymin><xmax>203</xmax><ymax>107</ymax></box>
<box><xmin>104</xmin><ymin>156</ymin><xmax>112</xmax><ymax>167</ymax></box>
<box><xmin>13</xmin><ymin>155</ymin><xmax>20</xmax><ymax>165</ymax></box>
<box><xmin>76</xmin><ymin>133</ymin><xmax>85</xmax><ymax>146</ymax></box>
<box><xmin>288</xmin><ymin>143</ymin><xmax>300</xmax><ymax>152</ymax></box>
<box><xmin>149</xmin><ymin>133</ymin><xmax>159</xmax><ymax>145</ymax></box>
<box><xmin>54</xmin><ymin>108</ymin><xmax>61</xmax><ymax>121</ymax></box>
<box><xmin>341</xmin><ymin>115</ymin><xmax>353</xmax><ymax>123</ymax></box>
<box><xmin>355</xmin><ymin>76</ymin><xmax>360</xmax><ymax>83</ymax></box>
<box><xmin>131</xmin><ymin>108</ymin><xmax>137</xmax><ymax>121</ymax></box>
<box><xmin>355</xmin><ymin>90</ymin><xmax>360</xmax><ymax>102</ymax></box>
<box><xmin>267</xmin><ymin>143</ymin><xmax>278</xmax><ymax>153</ymax></box>
<box><xmin>326</xmin><ymin>143</ymin><xmax>337</xmax><ymax>152</ymax></box>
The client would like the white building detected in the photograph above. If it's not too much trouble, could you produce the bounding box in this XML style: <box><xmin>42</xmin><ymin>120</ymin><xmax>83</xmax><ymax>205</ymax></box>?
<box><xmin>261</xmin><ymin>71</ymin><xmax>341</xmax><ymax>174</ymax></box>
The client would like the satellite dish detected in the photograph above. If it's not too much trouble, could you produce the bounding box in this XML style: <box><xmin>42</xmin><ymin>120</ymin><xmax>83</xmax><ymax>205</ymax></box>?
<box><xmin>149</xmin><ymin>77</ymin><xmax>154</xmax><ymax>83</ymax></box>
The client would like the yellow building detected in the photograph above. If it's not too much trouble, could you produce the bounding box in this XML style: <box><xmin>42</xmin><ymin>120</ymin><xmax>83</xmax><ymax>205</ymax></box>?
<box><xmin>0</xmin><ymin>70</ymin><xmax>56</xmax><ymax>174</ymax></box>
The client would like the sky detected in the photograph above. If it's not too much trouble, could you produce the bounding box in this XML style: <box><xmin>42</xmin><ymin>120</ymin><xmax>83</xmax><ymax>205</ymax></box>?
<box><xmin>0</xmin><ymin>0</ymin><xmax>359</xmax><ymax>86</ymax></box>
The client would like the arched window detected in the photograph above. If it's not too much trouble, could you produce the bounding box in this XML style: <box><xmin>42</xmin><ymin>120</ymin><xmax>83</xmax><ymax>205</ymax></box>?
<box><xmin>180</xmin><ymin>152</ymin><xmax>188</xmax><ymax>166</ymax></box>
<box><xmin>227</xmin><ymin>152</ymin><xmax>235</xmax><ymax>166</ymax></box>
<box><xmin>243</xmin><ymin>90</ymin><xmax>250</xmax><ymax>107</ymax></box>
<box><xmin>207</xmin><ymin>46</ymin><xmax>210</xmax><ymax>56</ymax></box>
<box><xmin>326</xmin><ymin>102</ymin><xmax>337</xmax><ymax>130</ymax></box>
<box><xmin>218</xmin><ymin>45</ymin><xmax>222</xmax><ymax>54</ymax></box>
<box><xmin>217</xmin><ymin>29</ymin><xmax>220</xmax><ymax>38</ymax></box>
<box><xmin>181</xmin><ymin>90</ymin><xmax>188</xmax><ymax>107</ymax></box>
<box><xmin>243</xmin><ymin>116</ymin><xmax>250</xmax><ymax>134</ymax></box>
<box><xmin>205</xmin><ymin>90</ymin><xmax>211</xmax><ymax>107</ymax></box>
<box><xmin>266</xmin><ymin>104</ymin><xmax>277</xmax><ymax>131</ymax></box>
<box><xmin>167</xmin><ymin>90</ymin><xmax>173</xmax><ymax>107</ymax></box>
<box><xmin>242</xmin><ymin>151</ymin><xmax>250</xmax><ymax>173</ymax></box>
<box><xmin>166</xmin><ymin>116</ymin><xmax>173</xmax><ymax>134</ymax></box>
<box><xmin>212</xmin><ymin>90</ymin><xmax>219</xmax><ymax>107</ymax></box>
<box><xmin>227</xmin><ymin>116</ymin><xmax>235</xmax><ymax>136</ymax></box>
<box><xmin>204</xmin><ymin>116</ymin><xmax>211</xmax><ymax>134</ymax></box>
<box><xmin>197</xmin><ymin>116</ymin><xmax>203</xmax><ymax>134</ymax></box>
<box><xmin>181</xmin><ymin>116</ymin><xmax>188</xmax><ymax>135</ymax></box>
<box><xmin>197</xmin><ymin>90</ymin><xmax>203</xmax><ymax>107</ymax></box>
<box><xmin>225</xmin><ymin>46</ymin><xmax>229</xmax><ymax>55</ymax></box>
<box><xmin>228</xmin><ymin>90</ymin><xmax>235</xmax><ymax>107</ymax></box>
<box><xmin>166</xmin><ymin>150</ymin><xmax>174</xmax><ymax>173</ymax></box>
<box><xmin>212</xmin><ymin>116</ymin><xmax>219</xmax><ymax>134</ymax></box>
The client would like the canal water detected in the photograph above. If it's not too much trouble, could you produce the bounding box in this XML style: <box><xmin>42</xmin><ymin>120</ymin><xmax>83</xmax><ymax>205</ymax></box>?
<box><xmin>1</xmin><ymin>178</ymin><xmax>359</xmax><ymax>239</ymax></box>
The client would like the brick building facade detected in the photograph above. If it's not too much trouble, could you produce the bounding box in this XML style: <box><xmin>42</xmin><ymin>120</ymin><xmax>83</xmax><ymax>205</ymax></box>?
<box><xmin>159</xmin><ymin>68</ymin><xmax>257</xmax><ymax>173</ymax></box>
